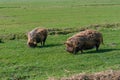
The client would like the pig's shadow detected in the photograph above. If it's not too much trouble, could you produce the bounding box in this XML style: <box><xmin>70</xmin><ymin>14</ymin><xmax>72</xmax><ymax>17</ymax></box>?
<box><xmin>37</xmin><ymin>43</ymin><xmax>62</xmax><ymax>48</ymax></box>
<box><xmin>85</xmin><ymin>48</ymin><xmax>120</xmax><ymax>54</ymax></box>
<box><xmin>0</xmin><ymin>41</ymin><xmax>4</xmax><ymax>43</ymax></box>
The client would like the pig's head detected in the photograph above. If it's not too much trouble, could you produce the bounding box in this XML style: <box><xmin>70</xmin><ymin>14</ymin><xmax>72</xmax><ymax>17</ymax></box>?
<box><xmin>27</xmin><ymin>40</ymin><xmax>37</xmax><ymax>48</ymax></box>
<box><xmin>27</xmin><ymin>32</ymin><xmax>37</xmax><ymax>48</ymax></box>
<box><xmin>64</xmin><ymin>40</ymin><xmax>79</xmax><ymax>54</ymax></box>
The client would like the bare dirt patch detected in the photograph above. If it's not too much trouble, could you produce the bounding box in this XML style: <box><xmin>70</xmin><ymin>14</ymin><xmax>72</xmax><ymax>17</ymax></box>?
<box><xmin>49</xmin><ymin>70</ymin><xmax>120</xmax><ymax>80</ymax></box>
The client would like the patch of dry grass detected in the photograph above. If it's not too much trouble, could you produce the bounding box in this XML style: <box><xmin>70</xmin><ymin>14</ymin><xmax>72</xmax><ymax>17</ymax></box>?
<box><xmin>49</xmin><ymin>70</ymin><xmax>120</xmax><ymax>80</ymax></box>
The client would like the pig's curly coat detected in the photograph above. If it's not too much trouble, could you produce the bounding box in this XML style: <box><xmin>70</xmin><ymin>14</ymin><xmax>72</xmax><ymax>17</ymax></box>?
<box><xmin>65</xmin><ymin>29</ymin><xmax>103</xmax><ymax>54</ymax></box>
<box><xmin>27</xmin><ymin>28</ymin><xmax>47</xmax><ymax>47</ymax></box>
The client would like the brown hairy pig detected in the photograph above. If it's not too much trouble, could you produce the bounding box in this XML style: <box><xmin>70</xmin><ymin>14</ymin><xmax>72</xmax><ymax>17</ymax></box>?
<box><xmin>64</xmin><ymin>29</ymin><xmax>103</xmax><ymax>54</ymax></box>
<box><xmin>27</xmin><ymin>28</ymin><xmax>48</xmax><ymax>47</ymax></box>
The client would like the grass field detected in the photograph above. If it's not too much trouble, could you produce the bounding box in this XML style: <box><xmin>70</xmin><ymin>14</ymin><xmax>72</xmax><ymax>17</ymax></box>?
<box><xmin>0</xmin><ymin>0</ymin><xmax>120</xmax><ymax>80</ymax></box>
<box><xmin>0</xmin><ymin>0</ymin><xmax>120</xmax><ymax>34</ymax></box>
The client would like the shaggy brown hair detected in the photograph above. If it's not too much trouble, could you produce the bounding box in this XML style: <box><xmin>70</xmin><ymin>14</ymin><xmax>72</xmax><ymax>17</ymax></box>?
<box><xmin>65</xmin><ymin>29</ymin><xmax>103</xmax><ymax>54</ymax></box>
<box><xmin>27</xmin><ymin>28</ymin><xmax>48</xmax><ymax>47</ymax></box>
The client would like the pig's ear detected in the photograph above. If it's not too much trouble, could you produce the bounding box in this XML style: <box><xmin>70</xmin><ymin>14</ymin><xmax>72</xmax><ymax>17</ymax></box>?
<box><xmin>64</xmin><ymin>41</ymin><xmax>72</xmax><ymax>46</ymax></box>
<box><xmin>34</xmin><ymin>42</ymin><xmax>37</xmax><ymax>44</ymax></box>
<box><xmin>64</xmin><ymin>41</ymin><xmax>69</xmax><ymax>44</ymax></box>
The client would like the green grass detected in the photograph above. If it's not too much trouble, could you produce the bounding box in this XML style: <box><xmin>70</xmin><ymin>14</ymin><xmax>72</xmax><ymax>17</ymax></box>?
<box><xmin>0</xmin><ymin>29</ymin><xmax>120</xmax><ymax>79</ymax></box>
<box><xmin>0</xmin><ymin>0</ymin><xmax>120</xmax><ymax>34</ymax></box>
<box><xmin>0</xmin><ymin>0</ymin><xmax>120</xmax><ymax>80</ymax></box>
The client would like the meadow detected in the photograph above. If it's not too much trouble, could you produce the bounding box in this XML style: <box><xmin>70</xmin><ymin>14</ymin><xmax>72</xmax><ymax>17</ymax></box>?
<box><xmin>0</xmin><ymin>0</ymin><xmax>120</xmax><ymax>80</ymax></box>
